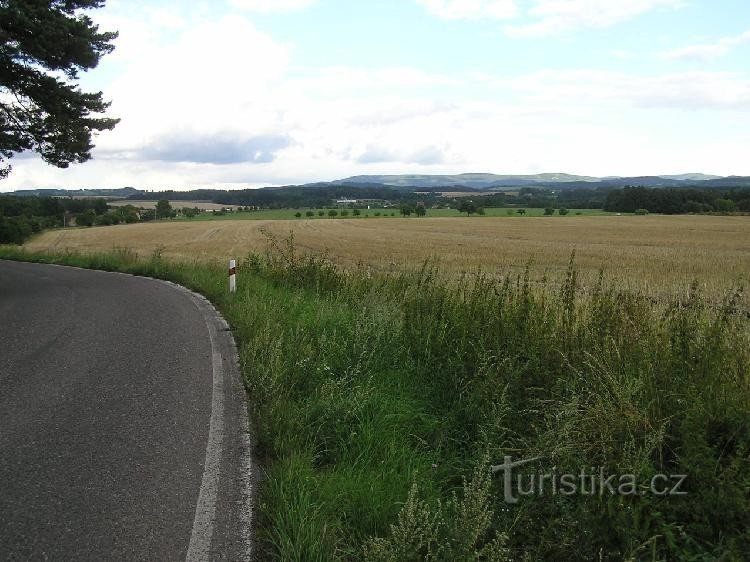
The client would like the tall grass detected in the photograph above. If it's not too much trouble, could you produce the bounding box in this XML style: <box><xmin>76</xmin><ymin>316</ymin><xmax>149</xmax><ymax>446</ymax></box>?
<box><xmin>2</xmin><ymin>240</ymin><xmax>748</xmax><ymax>561</ymax></box>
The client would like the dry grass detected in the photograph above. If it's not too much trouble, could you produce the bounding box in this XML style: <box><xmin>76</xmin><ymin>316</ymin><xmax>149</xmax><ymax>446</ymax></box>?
<box><xmin>26</xmin><ymin>215</ymin><xmax>750</xmax><ymax>300</ymax></box>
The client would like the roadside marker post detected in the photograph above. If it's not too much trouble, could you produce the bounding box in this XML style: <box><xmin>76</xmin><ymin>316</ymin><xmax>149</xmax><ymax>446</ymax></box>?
<box><xmin>229</xmin><ymin>259</ymin><xmax>237</xmax><ymax>293</ymax></box>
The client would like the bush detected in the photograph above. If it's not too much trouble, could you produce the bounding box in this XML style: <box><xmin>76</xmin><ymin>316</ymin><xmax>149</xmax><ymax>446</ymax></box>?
<box><xmin>635</xmin><ymin>208</ymin><xmax>649</xmax><ymax>215</ymax></box>
<box><xmin>558</xmin><ymin>207</ymin><xmax>569</xmax><ymax>215</ymax></box>
<box><xmin>294</xmin><ymin>212</ymin><xmax>302</xmax><ymax>218</ymax></box>
<box><xmin>0</xmin><ymin>216</ymin><xmax>34</xmax><ymax>244</ymax></box>
<box><xmin>544</xmin><ymin>207</ymin><xmax>555</xmax><ymax>215</ymax></box>
<box><xmin>318</xmin><ymin>210</ymin><xmax>325</xmax><ymax>217</ymax></box>
<box><xmin>306</xmin><ymin>211</ymin><xmax>315</xmax><ymax>217</ymax></box>
<box><xmin>714</xmin><ymin>199</ymin><xmax>737</xmax><ymax>213</ymax></box>
<box><xmin>328</xmin><ymin>209</ymin><xmax>338</xmax><ymax>217</ymax></box>
<box><xmin>76</xmin><ymin>209</ymin><xmax>96</xmax><ymax>227</ymax></box>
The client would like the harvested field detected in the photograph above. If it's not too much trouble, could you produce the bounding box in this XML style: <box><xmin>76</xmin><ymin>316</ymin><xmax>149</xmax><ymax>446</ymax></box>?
<box><xmin>25</xmin><ymin>215</ymin><xmax>750</xmax><ymax>300</ymax></box>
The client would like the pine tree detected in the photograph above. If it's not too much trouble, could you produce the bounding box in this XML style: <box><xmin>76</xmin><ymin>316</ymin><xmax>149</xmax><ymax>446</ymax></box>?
<box><xmin>0</xmin><ymin>1</ymin><xmax>119</xmax><ymax>178</ymax></box>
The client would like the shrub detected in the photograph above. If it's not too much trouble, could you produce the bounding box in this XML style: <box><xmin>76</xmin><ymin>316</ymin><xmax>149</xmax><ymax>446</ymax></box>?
<box><xmin>544</xmin><ymin>207</ymin><xmax>555</xmax><ymax>215</ymax></box>
<box><xmin>328</xmin><ymin>209</ymin><xmax>338</xmax><ymax>217</ymax></box>
<box><xmin>76</xmin><ymin>209</ymin><xmax>96</xmax><ymax>227</ymax></box>
<box><xmin>558</xmin><ymin>207</ymin><xmax>569</xmax><ymax>215</ymax></box>
<box><xmin>294</xmin><ymin>212</ymin><xmax>302</xmax><ymax>218</ymax></box>
<box><xmin>635</xmin><ymin>208</ymin><xmax>649</xmax><ymax>215</ymax></box>
<box><xmin>306</xmin><ymin>211</ymin><xmax>315</xmax><ymax>217</ymax></box>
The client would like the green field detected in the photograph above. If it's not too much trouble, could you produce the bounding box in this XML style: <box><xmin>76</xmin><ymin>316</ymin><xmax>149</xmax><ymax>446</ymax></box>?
<box><xmin>2</xmin><ymin>242</ymin><xmax>748</xmax><ymax>561</ymax></box>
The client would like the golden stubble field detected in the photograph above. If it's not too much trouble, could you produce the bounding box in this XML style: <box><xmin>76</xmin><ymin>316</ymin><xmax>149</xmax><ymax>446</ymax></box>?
<box><xmin>26</xmin><ymin>215</ymin><xmax>750</xmax><ymax>299</ymax></box>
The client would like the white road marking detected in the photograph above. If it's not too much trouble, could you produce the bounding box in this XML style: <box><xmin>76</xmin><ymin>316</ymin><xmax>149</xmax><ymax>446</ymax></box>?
<box><xmin>185</xmin><ymin>299</ymin><xmax>225</xmax><ymax>562</ymax></box>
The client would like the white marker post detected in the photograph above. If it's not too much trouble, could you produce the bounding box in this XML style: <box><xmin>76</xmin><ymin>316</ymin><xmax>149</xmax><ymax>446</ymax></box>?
<box><xmin>229</xmin><ymin>259</ymin><xmax>237</xmax><ymax>293</ymax></box>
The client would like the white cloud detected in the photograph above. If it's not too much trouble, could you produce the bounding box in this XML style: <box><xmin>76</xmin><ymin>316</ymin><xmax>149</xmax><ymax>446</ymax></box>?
<box><xmin>416</xmin><ymin>0</ymin><xmax>518</xmax><ymax>20</ymax></box>
<box><xmin>507</xmin><ymin>0</ymin><xmax>683</xmax><ymax>37</ymax></box>
<box><xmin>505</xmin><ymin>69</ymin><xmax>750</xmax><ymax>110</ymax></box>
<box><xmin>229</xmin><ymin>0</ymin><xmax>316</xmax><ymax>13</ymax></box>
<box><xmin>661</xmin><ymin>30</ymin><xmax>750</xmax><ymax>61</ymax></box>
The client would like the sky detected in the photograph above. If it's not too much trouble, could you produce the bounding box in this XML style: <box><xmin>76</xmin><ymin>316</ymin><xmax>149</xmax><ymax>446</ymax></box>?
<box><xmin>4</xmin><ymin>0</ymin><xmax>750</xmax><ymax>191</ymax></box>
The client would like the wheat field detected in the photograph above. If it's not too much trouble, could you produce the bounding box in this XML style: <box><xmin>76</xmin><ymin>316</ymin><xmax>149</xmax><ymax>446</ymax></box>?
<box><xmin>26</xmin><ymin>215</ymin><xmax>750</xmax><ymax>299</ymax></box>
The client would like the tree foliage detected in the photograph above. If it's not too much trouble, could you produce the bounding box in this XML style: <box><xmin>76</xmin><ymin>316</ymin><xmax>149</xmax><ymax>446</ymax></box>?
<box><xmin>605</xmin><ymin>186</ymin><xmax>750</xmax><ymax>214</ymax></box>
<box><xmin>0</xmin><ymin>0</ymin><xmax>119</xmax><ymax>178</ymax></box>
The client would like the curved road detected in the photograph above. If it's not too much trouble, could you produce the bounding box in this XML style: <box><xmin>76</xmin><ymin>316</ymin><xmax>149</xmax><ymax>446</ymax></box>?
<box><xmin>0</xmin><ymin>261</ymin><xmax>254</xmax><ymax>561</ymax></box>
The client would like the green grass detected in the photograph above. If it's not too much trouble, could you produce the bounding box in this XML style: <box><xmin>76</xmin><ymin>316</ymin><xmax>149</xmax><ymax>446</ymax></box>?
<box><xmin>1</xmin><ymin>241</ymin><xmax>747</xmax><ymax>561</ymax></box>
<box><xmin>173</xmin><ymin>207</ymin><xmax>615</xmax><ymax>222</ymax></box>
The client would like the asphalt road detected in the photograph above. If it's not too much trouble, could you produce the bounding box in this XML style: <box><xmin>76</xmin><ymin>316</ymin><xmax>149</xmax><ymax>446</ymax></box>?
<box><xmin>0</xmin><ymin>261</ymin><xmax>254</xmax><ymax>561</ymax></box>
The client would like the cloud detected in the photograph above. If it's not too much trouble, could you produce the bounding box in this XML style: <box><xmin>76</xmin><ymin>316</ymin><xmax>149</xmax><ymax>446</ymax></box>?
<box><xmin>505</xmin><ymin>69</ymin><xmax>750</xmax><ymax>110</ymax></box>
<box><xmin>506</xmin><ymin>0</ymin><xmax>683</xmax><ymax>37</ymax></box>
<box><xmin>138</xmin><ymin>133</ymin><xmax>291</xmax><ymax>164</ymax></box>
<box><xmin>356</xmin><ymin>145</ymin><xmax>446</xmax><ymax>165</ymax></box>
<box><xmin>228</xmin><ymin>0</ymin><xmax>316</xmax><ymax>13</ymax></box>
<box><xmin>416</xmin><ymin>0</ymin><xmax>518</xmax><ymax>20</ymax></box>
<box><xmin>661</xmin><ymin>30</ymin><xmax>750</xmax><ymax>61</ymax></box>
<box><xmin>4</xmin><ymin>1</ymin><xmax>750</xmax><ymax>190</ymax></box>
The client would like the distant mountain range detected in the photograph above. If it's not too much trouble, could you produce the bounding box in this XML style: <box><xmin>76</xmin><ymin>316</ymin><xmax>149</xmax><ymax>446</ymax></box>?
<box><xmin>330</xmin><ymin>173</ymin><xmax>733</xmax><ymax>190</ymax></box>
<box><xmin>5</xmin><ymin>173</ymin><xmax>749</xmax><ymax>197</ymax></box>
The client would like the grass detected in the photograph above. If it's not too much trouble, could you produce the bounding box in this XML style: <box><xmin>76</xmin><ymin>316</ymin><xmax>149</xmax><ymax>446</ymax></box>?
<box><xmin>24</xmin><ymin>215</ymin><xmax>750</xmax><ymax>305</ymax></box>
<box><xmin>2</xmin><ymin>238</ymin><xmax>748</xmax><ymax>561</ymax></box>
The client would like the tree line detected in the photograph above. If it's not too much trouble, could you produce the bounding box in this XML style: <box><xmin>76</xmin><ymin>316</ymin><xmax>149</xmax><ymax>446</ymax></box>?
<box><xmin>604</xmin><ymin>186</ymin><xmax>750</xmax><ymax>214</ymax></box>
<box><xmin>0</xmin><ymin>196</ymin><xmax>110</xmax><ymax>244</ymax></box>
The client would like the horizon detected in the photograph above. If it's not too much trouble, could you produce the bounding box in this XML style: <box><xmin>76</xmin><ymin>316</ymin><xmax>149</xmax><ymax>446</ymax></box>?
<box><xmin>5</xmin><ymin>170</ymin><xmax>743</xmax><ymax>193</ymax></box>
<box><xmin>2</xmin><ymin>0</ymin><xmax>750</xmax><ymax>192</ymax></box>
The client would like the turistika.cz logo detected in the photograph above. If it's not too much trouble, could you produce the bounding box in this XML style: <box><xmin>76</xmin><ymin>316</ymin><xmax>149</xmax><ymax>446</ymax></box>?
<box><xmin>491</xmin><ymin>456</ymin><xmax>687</xmax><ymax>504</ymax></box>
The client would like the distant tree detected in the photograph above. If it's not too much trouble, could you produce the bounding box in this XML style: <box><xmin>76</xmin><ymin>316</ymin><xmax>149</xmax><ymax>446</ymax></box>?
<box><xmin>558</xmin><ymin>207</ymin><xmax>569</xmax><ymax>216</ymax></box>
<box><xmin>76</xmin><ymin>209</ymin><xmax>95</xmax><ymax>227</ymax></box>
<box><xmin>116</xmin><ymin>204</ymin><xmax>139</xmax><ymax>223</ymax></box>
<box><xmin>400</xmin><ymin>204</ymin><xmax>413</xmax><ymax>217</ymax></box>
<box><xmin>544</xmin><ymin>207</ymin><xmax>555</xmax><ymax>216</ymax></box>
<box><xmin>458</xmin><ymin>200</ymin><xmax>479</xmax><ymax>216</ymax></box>
<box><xmin>95</xmin><ymin>212</ymin><xmax>117</xmax><ymax>226</ymax></box>
<box><xmin>352</xmin><ymin>209</ymin><xmax>361</xmax><ymax>216</ymax></box>
<box><xmin>318</xmin><ymin>210</ymin><xmax>325</xmax><ymax>216</ymax></box>
<box><xmin>634</xmin><ymin>208</ymin><xmax>649</xmax><ymax>215</ymax></box>
<box><xmin>328</xmin><ymin>209</ymin><xmax>338</xmax><ymax>217</ymax></box>
<box><xmin>140</xmin><ymin>209</ymin><xmax>156</xmax><ymax>221</ymax></box>
<box><xmin>155</xmin><ymin>199</ymin><xmax>173</xmax><ymax>219</ymax></box>
<box><xmin>181</xmin><ymin>207</ymin><xmax>199</xmax><ymax>218</ymax></box>
<box><xmin>0</xmin><ymin>1</ymin><xmax>120</xmax><ymax>179</ymax></box>
<box><xmin>714</xmin><ymin>199</ymin><xmax>736</xmax><ymax>213</ymax></box>
<box><xmin>415</xmin><ymin>205</ymin><xmax>426</xmax><ymax>217</ymax></box>
<box><xmin>516</xmin><ymin>208</ymin><xmax>527</xmax><ymax>216</ymax></box>
<box><xmin>294</xmin><ymin>211</ymin><xmax>302</xmax><ymax>218</ymax></box>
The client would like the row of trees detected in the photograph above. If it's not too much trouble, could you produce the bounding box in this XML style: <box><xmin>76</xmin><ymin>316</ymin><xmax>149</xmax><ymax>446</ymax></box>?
<box><xmin>0</xmin><ymin>195</ymin><xmax>110</xmax><ymax>243</ymax></box>
<box><xmin>0</xmin><ymin>195</ymin><xmax>189</xmax><ymax>243</ymax></box>
<box><xmin>605</xmin><ymin>186</ymin><xmax>750</xmax><ymax>214</ymax></box>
